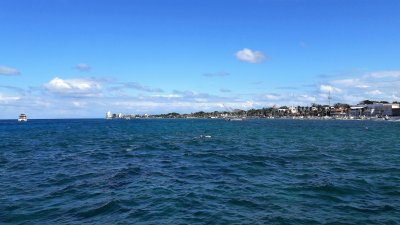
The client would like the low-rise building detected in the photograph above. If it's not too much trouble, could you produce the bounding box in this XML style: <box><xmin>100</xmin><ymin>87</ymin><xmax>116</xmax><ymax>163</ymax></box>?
<box><xmin>351</xmin><ymin>103</ymin><xmax>400</xmax><ymax>117</ymax></box>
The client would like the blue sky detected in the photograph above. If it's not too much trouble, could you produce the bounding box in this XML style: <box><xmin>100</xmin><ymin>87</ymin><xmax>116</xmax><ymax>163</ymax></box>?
<box><xmin>1</xmin><ymin>0</ymin><xmax>400</xmax><ymax>118</ymax></box>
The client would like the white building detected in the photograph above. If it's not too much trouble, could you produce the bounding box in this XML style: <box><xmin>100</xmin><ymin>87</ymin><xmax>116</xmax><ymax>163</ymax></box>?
<box><xmin>106</xmin><ymin>111</ymin><xmax>112</xmax><ymax>119</ymax></box>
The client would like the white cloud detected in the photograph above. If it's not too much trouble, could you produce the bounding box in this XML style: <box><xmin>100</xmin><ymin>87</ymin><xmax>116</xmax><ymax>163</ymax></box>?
<box><xmin>331</xmin><ymin>78</ymin><xmax>361</xmax><ymax>86</ymax></box>
<box><xmin>0</xmin><ymin>65</ymin><xmax>19</xmax><ymax>76</ymax></box>
<box><xmin>220</xmin><ymin>88</ymin><xmax>231</xmax><ymax>93</ymax></box>
<box><xmin>44</xmin><ymin>77</ymin><xmax>101</xmax><ymax>97</ymax></box>
<box><xmin>265</xmin><ymin>94</ymin><xmax>282</xmax><ymax>100</ymax></box>
<box><xmin>314</xmin><ymin>70</ymin><xmax>400</xmax><ymax>104</ymax></box>
<box><xmin>74</xmin><ymin>63</ymin><xmax>91</xmax><ymax>72</ymax></box>
<box><xmin>150</xmin><ymin>94</ymin><xmax>181</xmax><ymax>98</ymax></box>
<box><xmin>368</xmin><ymin>90</ymin><xmax>383</xmax><ymax>95</ymax></box>
<box><xmin>299</xmin><ymin>94</ymin><xmax>316</xmax><ymax>102</ymax></box>
<box><xmin>235</xmin><ymin>48</ymin><xmax>266</xmax><ymax>63</ymax></box>
<box><xmin>72</xmin><ymin>101</ymin><xmax>86</xmax><ymax>107</ymax></box>
<box><xmin>331</xmin><ymin>78</ymin><xmax>372</xmax><ymax>90</ymax></box>
<box><xmin>5</xmin><ymin>68</ymin><xmax>400</xmax><ymax>119</ymax></box>
<box><xmin>355</xmin><ymin>85</ymin><xmax>370</xmax><ymax>89</ymax></box>
<box><xmin>369</xmin><ymin>71</ymin><xmax>400</xmax><ymax>78</ymax></box>
<box><xmin>0</xmin><ymin>94</ymin><xmax>20</xmax><ymax>103</ymax></box>
<box><xmin>320</xmin><ymin>85</ymin><xmax>342</xmax><ymax>93</ymax></box>
<box><xmin>112</xmin><ymin>82</ymin><xmax>164</xmax><ymax>93</ymax></box>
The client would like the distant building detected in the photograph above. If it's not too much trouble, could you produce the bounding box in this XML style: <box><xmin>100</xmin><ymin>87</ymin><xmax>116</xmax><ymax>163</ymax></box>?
<box><xmin>330</xmin><ymin>107</ymin><xmax>347</xmax><ymax>118</ymax></box>
<box><xmin>393</xmin><ymin>104</ymin><xmax>400</xmax><ymax>116</ymax></box>
<box><xmin>365</xmin><ymin>103</ymin><xmax>396</xmax><ymax>116</ymax></box>
<box><xmin>289</xmin><ymin>106</ymin><xmax>298</xmax><ymax>114</ymax></box>
<box><xmin>351</xmin><ymin>103</ymin><xmax>400</xmax><ymax>117</ymax></box>
<box><xmin>106</xmin><ymin>111</ymin><xmax>113</xmax><ymax>119</ymax></box>
<box><xmin>350</xmin><ymin>106</ymin><xmax>366</xmax><ymax>117</ymax></box>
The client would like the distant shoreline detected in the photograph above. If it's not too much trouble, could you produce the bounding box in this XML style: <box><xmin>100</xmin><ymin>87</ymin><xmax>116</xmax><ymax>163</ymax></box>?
<box><xmin>3</xmin><ymin>117</ymin><xmax>400</xmax><ymax>121</ymax></box>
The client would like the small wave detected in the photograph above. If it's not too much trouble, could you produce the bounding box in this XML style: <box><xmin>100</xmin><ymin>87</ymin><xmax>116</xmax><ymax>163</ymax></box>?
<box><xmin>126</xmin><ymin>144</ymin><xmax>140</xmax><ymax>152</ymax></box>
<box><xmin>337</xmin><ymin>204</ymin><xmax>396</xmax><ymax>213</ymax></box>
<box><xmin>227</xmin><ymin>198</ymin><xmax>263</xmax><ymax>209</ymax></box>
<box><xmin>76</xmin><ymin>200</ymin><xmax>129</xmax><ymax>218</ymax></box>
<box><xmin>107</xmin><ymin>166</ymin><xmax>141</xmax><ymax>189</ymax></box>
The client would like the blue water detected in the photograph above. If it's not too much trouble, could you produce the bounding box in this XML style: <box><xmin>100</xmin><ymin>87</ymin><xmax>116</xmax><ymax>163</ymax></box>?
<box><xmin>0</xmin><ymin>119</ymin><xmax>399</xmax><ymax>224</ymax></box>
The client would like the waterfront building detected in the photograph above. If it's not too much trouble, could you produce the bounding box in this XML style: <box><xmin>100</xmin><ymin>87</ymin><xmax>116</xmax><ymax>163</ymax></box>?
<box><xmin>289</xmin><ymin>106</ymin><xmax>298</xmax><ymax>114</ymax></box>
<box><xmin>351</xmin><ymin>103</ymin><xmax>400</xmax><ymax>117</ymax></box>
<box><xmin>350</xmin><ymin>106</ymin><xmax>366</xmax><ymax>117</ymax></box>
<box><xmin>106</xmin><ymin>111</ymin><xmax>113</xmax><ymax>119</ymax></box>
<box><xmin>330</xmin><ymin>107</ymin><xmax>347</xmax><ymax>118</ymax></box>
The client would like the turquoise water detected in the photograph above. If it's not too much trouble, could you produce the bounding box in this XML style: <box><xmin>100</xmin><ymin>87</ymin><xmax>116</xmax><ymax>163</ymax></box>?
<box><xmin>0</xmin><ymin>119</ymin><xmax>399</xmax><ymax>224</ymax></box>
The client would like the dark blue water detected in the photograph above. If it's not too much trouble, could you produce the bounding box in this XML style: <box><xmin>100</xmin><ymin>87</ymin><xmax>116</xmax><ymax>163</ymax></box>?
<box><xmin>1</xmin><ymin>119</ymin><xmax>399</xmax><ymax>224</ymax></box>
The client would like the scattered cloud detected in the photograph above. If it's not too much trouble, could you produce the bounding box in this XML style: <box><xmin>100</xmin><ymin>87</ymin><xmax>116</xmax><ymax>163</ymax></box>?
<box><xmin>203</xmin><ymin>72</ymin><xmax>230</xmax><ymax>77</ymax></box>
<box><xmin>369</xmin><ymin>71</ymin><xmax>400</xmax><ymax>78</ymax></box>
<box><xmin>251</xmin><ymin>92</ymin><xmax>319</xmax><ymax>107</ymax></box>
<box><xmin>74</xmin><ymin>63</ymin><xmax>91</xmax><ymax>72</ymax></box>
<box><xmin>3</xmin><ymin>68</ymin><xmax>400</xmax><ymax>118</ymax></box>
<box><xmin>72</xmin><ymin>101</ymin><xmax>87</xmax><ymax>108</ymax></box>
<box><xmin>331</xmin><ymin>78</ymin><xmax>361</xmax><ymax>86</ymax></box>
<box><xmin>0</xmin><ymin>65</ymin><xmax>20</xmax><ymax>76</ymax></box>
<box><xmin>235</xmin><ymin>48</ymin><xmax>266</xmax><ymax>63</ymax></box>
<box><xmin>110</xmin><ymin>82</ymin><xmax>164</xmax><ymax>93</ymax></box>
<box><xmin>172</xmin><ymin>90</ymin><xmax>210</xmax><ymax>99</ymax></box>
<box><xmin>220</xmin><ymin>88</ymin><xmax>231</xmax><ymax>93</ymax></box>
<box><xmin>0</xmin><ymin>94</ymin><xmax>20</xmax><ymax>103</ymax></box>
<box><xmin>275</xmin><ymin>86</ymin><xmax>298</xmax><ymax>90</ymax></box>
<box><xmin>265</xmin><ymin>94</ymin><xmax>282</xmax><ymax>101</ymax></box>
<box><xmin>355</xmin><ymin>85</ymin><xmax>370</xmax><ymax>89</ymax></box>
<box><xmin>319</xmin><ymin>84</ymin><xmax>342</xmax><ymax>93</ymax></box>
<box><xmin>125</xmin><ymin>82</ymin><xmax>164</xmax><ymax>92</ymax></box>
<box><xmin>299</xmin><ymin>94</ymin><xmax>317</xmax><ymax>102</ymax></box>
<box><xmin>313</xmin><ymin>70</ymin><xmax>400</xmax><ymax>104</ymax></box>
<box><xmin>44</xmin><ymin>77</ymin><xmax>101</xmax><ymax>97</ymax></box>
<box><xmin>368</xmin><ymin>90</ymin><xmax>383</xmax><ymax>96</ymax></box>
<box><xmin>150</xmin><ymin>94</ymin><xmax>181</xmax><ymax>98</ymax></box>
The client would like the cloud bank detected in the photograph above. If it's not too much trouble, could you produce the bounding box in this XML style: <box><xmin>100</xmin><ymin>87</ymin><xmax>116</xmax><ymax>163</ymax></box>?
<box><xmin>2</xmin><ymin>70</ymin><xmax>400</xmax><ymax>118</ymax></box>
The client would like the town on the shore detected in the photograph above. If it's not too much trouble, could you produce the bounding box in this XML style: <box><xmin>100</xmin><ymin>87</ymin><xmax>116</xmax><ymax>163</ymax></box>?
<box><xmin>106</xmin><ymin>100</ymin><xmax>400</xmax><ymax>120</ymax></box>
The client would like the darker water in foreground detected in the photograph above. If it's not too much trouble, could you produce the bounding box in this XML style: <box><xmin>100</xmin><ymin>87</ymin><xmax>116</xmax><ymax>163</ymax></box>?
<box><xmin>0</xmin><ymin>119</ymin><xmax>399</xmax><ymax>224</ymax></box>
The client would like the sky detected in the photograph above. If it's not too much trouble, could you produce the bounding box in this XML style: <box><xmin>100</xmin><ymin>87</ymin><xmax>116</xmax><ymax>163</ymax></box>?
<box><xmin>1</xmin><ymin>0</ymin><xmax>400</xmax><ymax>118</ymax></box>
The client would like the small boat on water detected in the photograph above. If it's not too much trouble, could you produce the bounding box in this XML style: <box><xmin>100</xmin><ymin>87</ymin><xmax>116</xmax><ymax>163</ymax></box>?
<box><xmin>18</xmin><ymin>113</ymin><xmax>27</xmax><ymax>122</ymax></box>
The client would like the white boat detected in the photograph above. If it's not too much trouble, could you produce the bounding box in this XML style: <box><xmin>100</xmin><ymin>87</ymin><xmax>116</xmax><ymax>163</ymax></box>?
<box><xmin>18</xmin><ymin>113</ymin><xmax>27</xmax><ymax>122</ymax></box>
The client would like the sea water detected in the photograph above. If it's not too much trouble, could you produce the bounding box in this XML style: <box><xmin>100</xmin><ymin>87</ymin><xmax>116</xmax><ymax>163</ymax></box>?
<box><xmin>0</xmin><ymin>119</ymin><xmax>399</xmax><ymax>224</ymax></box>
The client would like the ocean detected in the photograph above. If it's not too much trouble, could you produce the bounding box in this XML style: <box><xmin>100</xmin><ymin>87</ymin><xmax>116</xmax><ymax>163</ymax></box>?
<box><xmin>0</xmin><ymin>119</ymin><xmax>399</xmax><ymax>224</ymax></box>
